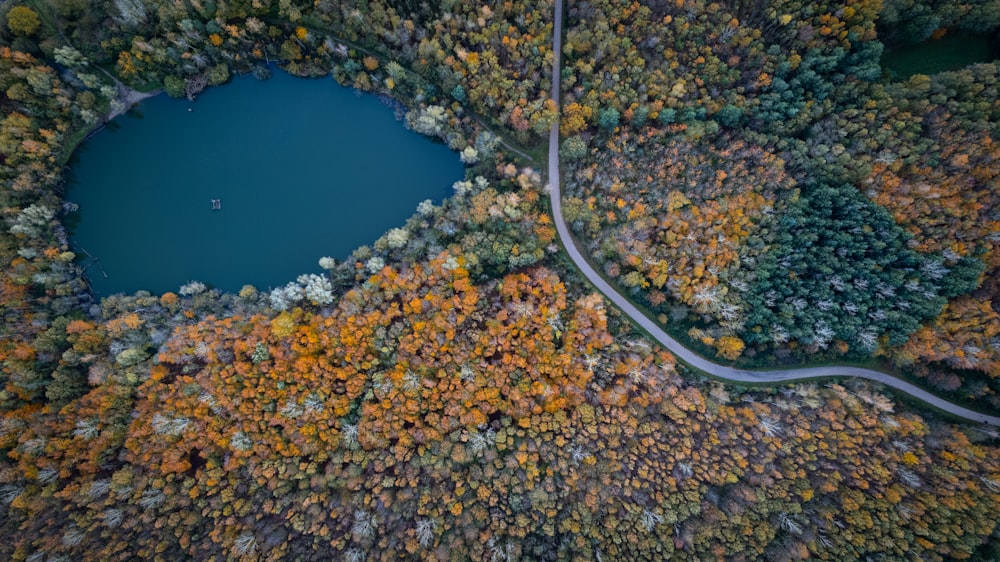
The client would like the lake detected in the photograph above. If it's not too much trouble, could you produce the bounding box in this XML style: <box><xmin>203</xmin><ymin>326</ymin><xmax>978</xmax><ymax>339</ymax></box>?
<box><xmin>882</xmin><ymin>32</ymin><xmax>996</xmax><ymax>79</ymax></box>
<box><xmin>66</xmin><ymin>70</ymin><xmax>463</xmax><ymax>296</ymax></box>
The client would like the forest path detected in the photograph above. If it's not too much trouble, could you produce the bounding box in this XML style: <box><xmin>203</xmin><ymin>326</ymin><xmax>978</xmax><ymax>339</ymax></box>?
<box><xmin>544</xmin><ymin>0</ymin><xmax>1000</xmax><ymax>427</ymax></box>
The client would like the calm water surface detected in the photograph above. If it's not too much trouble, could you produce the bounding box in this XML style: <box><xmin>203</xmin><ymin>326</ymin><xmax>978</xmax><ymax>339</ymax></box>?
<box><xmin>67</xmin><ymin>70</ymin><xmax>463</xmax><ymax>296</ymax></box>
<box><xmin>882</xmin><ymin>32</ymin><xmax>996</xmax><ymax>79</ymax></box>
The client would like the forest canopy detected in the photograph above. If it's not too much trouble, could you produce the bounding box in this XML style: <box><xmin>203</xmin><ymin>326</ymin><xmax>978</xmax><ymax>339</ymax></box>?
<box><xmin>0</xmin><ymin>0</ymin><xmax>999</xmax><ymax>558</ymax></box>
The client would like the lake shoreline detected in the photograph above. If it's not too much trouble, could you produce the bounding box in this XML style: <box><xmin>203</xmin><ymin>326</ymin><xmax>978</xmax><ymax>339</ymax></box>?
<box><xmin>67</xmin><ymin>71</ymin><xmax>463</xmax><ymax>295</ymax></box>
<box><xmin>72</xmin><ymin>87</ymin><xmax>163</xmax><ymax>156</ymax></box>
<box><xmin>111</xmin><ymin>87</ymin><xmax>162</xmax><ymax>120</ymax></box>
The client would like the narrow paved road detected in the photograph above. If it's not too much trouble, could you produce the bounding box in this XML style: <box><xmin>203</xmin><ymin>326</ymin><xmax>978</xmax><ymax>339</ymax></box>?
<box><xmin>545</xmin><ymin>0</ymin><xmax>1000</xmax><ymax>427</ymax></box>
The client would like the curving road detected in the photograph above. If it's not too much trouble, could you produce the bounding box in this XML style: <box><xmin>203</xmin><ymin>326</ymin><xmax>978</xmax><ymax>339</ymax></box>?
<box><xmin>544</xmin><ymin>0</ymin><xmax>1000</xmax><ymax>427</ymax></box>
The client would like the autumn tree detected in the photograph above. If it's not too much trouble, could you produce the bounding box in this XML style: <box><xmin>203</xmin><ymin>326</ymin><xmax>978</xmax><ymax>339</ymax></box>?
<box><xmin>6</xmin><ymin>6</ymin><xmax>40</xmax><ymax>37</ymax></box>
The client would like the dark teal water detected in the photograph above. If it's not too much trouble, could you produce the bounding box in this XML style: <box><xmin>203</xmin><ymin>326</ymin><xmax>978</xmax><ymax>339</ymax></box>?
<box><xmin>67</xmin><ymin>70</ymin><xmax>463</xmax><ymax>296</ymax></box>
<box><xmin>882</xmin><ymin>32</ymin><xmax>996</xmax><ymax>79</ymax></box>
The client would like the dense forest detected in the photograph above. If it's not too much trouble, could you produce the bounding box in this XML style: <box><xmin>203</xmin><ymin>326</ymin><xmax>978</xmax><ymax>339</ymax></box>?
<box><xmin>1</xmin><ymin>0</ymin><xmax>999</xmax><ymax>558</ymax></box>
<box><xmin>560</xmin><ymin>0</ymin><xmax>1000</xmax><ymax>407</ymax></box>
